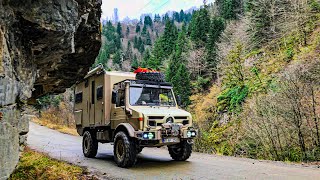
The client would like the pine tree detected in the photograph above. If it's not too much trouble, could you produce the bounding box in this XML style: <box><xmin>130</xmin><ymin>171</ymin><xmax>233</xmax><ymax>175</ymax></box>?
<box><xmin>140</xmin><ymin>49</ymin><xmax>152</xmax><ymax>67</ymax></box>
<box><xmin>139</xmin><ymin>41</ymin><xmax>145</xmax><ymax>54</ymax></box>
<box><xmin>162</xmin><ymin>13</ymin><xmax>169</xmax><ymax>22</ymax></box>
<box><xmin>206</xmin><ymin>17</ymin><xmax>225</xmax><ymax>79</ymax></box>
<box><xmin>138</xmin><ymin>37</ymin><xmax>143</xmax><ymax>49</ymax></box>
<box><xmin>144</xmin><ymin>16</ymin><xmax>153</xmax><ymax>28</ymax></box>
<box><xmin>134</xmin><ymin>36</ymin><xmax>138</xmax><ymax>48</ymax></box>
<box><xmin>114</xmin><ymin>35</ymin><xmax>121</xmax><ymax>49</ymax></box>
<box><xmin>146</xmin><ymin>31</ymin><xmax>152</xmax><ymax>45</ymax></box>
<box><xmin>189</xmin><ymin>5</ymin><xmax>211</xmax><ymax>45</ymax></box>
<box><xmin>116</xmin><ymin>22</ymin><xmax>123</xmax><ymax>38</ymax></box>
<box><xmin>161</xmin><ymin>20</ymin><xmax>178</xmax><ymax>56</ymax></box>
<box><xmin>113</xmin><ymin>50</ymin><xmax>122</xmax><ymax>66</ymax></box>
<box><xmin>125</xmin><ymin>41</ymin><xmax>133</xmax><ymax>59</ymax></box>
<box><xmin>215</xmin><ymin>0</ymin><xmax>243</xmax><ymax>20</ymax></box>
<box><xmin>136</xmin><ymin>24</ymin><xmax>141</xmax><ymax>33</ymax></box>
<box><xmin>141</xmin><ymin>25</ymin><xmax>147</xmax><ymax>35</ymax></box>
<box><xmin>179</xmin><ymin>10</ymin><xmax>185</xmax><ymax>22</ymax></box>
<box><xmin>132</xmin><ymin>55</ymin><xmax>139</xmax><ymax>68</ymax></box>
<box><xmin>173</xmin><ymin>12</ymin><xmax>180</xmax><ymax>22</ymax></box>
<box><xmin>126</xmin><ymin>26</ymin><xmax>130</xmax><ymax>37</ymax></box>
<box><xmin>171</xmin><ymin>64</ymin><xmax>191</xmax><ymax>106</ymax></box>
<box><xmin>154</xmin><ymin>14</ymin><xmax>161</xmax><ymax>22</ymax></box>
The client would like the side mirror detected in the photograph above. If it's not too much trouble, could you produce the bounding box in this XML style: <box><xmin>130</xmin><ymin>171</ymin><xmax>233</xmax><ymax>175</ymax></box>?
<box><xmin>176</xmin><ymin>95</ymin><xmax>182</xmax><ymax>106</ymax></box>
<box><xmin>112</xmin><ymin>91</ymin><xmax>117</xmax><ymax>104</ymax></box>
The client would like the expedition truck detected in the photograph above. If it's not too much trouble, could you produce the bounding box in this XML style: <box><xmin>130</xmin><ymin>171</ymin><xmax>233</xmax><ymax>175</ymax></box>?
<box><xmin>74</xmin><ymin>65</ymin><xmax>197</xmax><ymax>167</ymax></box>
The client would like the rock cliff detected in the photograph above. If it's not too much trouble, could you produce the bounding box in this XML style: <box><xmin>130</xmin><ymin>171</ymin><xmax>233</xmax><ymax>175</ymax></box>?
<box><xmin>0</xmin><ymin>0</ymin><xmax>101</xmax><ymax>178</ymax></box>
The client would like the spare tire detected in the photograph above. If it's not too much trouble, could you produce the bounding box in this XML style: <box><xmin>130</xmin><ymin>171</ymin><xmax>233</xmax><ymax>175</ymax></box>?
<box><xmin>136</xmin><ymin>72</ymin><xmax>165</xmax><ymax>82</ymax></box>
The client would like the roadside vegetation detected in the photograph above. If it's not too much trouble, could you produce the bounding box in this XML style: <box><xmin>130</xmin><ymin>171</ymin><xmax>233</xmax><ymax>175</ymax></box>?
<box><xmin>34</xmin><ymin>90</ymin><xmax>78</xmax><ymax>136</ymax></box>
<box><xmin>34</xmin><ymin>0</ymin><xmax>320</xmax><ymax>162</ymax></box>
<box><xmin>10</xmin><ymin>147</ymin><xmax>92</xmax><ymax>180</ymax></box>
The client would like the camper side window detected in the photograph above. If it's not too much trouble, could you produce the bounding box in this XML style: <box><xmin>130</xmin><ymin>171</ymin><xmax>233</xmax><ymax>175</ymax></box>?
<box><xmin>97</xmin><ymin>86</ymin><xmax>103</xmax><ymax>100</ymax></box>
<box><xmin>75</xmin><ymin>92</ymin><xmax>83</xmax><ymax>103</ymax></box>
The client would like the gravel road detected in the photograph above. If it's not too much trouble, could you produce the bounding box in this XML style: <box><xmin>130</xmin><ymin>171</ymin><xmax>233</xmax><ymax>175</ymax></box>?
<box><xmin>28</xmin><ymin>122</ymin><xmax>320</xmax><ymax>180</ymax></box>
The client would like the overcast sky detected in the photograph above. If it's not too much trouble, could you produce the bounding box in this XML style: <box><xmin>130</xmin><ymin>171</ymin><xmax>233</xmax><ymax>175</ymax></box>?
<box><xmin>101</xmin><ymin>0</ymin><xmax>214</xmax><ymax>20</ymax></box>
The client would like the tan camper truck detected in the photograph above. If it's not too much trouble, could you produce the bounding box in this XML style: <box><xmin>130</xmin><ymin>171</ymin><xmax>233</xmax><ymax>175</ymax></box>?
<box><xmin>74</xmin><ymin>65</ymin><xmax>197</xmax><ymax>167</ymax></box>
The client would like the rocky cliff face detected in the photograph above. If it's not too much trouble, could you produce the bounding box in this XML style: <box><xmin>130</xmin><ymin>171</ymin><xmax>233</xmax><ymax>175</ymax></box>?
<box><xmin>0</xmin><ymin>0</ymin><xmax>101</xmax><ymax>178</ymax></box>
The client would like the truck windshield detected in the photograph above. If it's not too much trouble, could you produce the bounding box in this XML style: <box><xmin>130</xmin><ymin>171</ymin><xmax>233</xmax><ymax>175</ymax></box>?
<box><xmin>130</xmin><ymin>87</ymin><xmax>176</xmax><ymax>106</ymax></box>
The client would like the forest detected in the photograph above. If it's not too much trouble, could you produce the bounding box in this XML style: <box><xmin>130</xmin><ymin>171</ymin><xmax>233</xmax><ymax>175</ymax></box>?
<box><xmin>38</xmin><ymin>0</ymin><xmax>320</xmax><ymax>162</ymax></box>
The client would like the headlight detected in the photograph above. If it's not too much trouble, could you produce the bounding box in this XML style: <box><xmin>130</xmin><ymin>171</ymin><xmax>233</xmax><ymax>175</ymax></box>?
<box><xmin>187</xmin><ymin>131</ymin><xmax>196</xmax><ymax>138</ymax></box>
<box><xmin>187</xmin><ymin>131</ymin><xmax>192</xmax><ymax>137</ymax></box>
<box><xmin>143</xmin><ymin>132</ymin><xmax>155</xmax><ymax>139</ymax></box>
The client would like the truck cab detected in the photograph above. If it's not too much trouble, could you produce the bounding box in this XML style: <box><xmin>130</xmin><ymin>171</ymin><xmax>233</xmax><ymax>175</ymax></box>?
<box><xmin>74</xmin><ymin>65</ymin><xmax>197</xmax><ymax>167</ymax></box>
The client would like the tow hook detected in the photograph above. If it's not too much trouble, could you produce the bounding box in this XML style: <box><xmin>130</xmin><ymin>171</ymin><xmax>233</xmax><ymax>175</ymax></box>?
<box><xmin>187</xmin><ymin>139</ymin><xmax>194</xmax><ymax>144</ymax></box>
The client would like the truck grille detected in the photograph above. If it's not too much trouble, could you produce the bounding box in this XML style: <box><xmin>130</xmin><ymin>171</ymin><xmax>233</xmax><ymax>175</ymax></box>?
<box><xmin>148</xmin><ymin>116</ymin><xmax>164</xmax><ymax>120</ymax></box>
<box><xmin>174</xmin><ymin>116</ymin><xmax>188</xmax><ymax>120</ymax></box>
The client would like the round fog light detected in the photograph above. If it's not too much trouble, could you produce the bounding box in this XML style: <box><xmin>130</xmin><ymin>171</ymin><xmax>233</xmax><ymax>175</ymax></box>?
<box><xmin>187</xmin><ymin>131</ymin><xmax>192</xmax><ymax>138</ymax></box>
<box><xmin>191</xmin><ymin>132</ymin><xmax>196</xmax><ymax>136</ymax></box>
<box><xmin>148</xmin><ymin>132</ymin><xmax>154</xmax><ymax>139</ymax></box>
<box><xmin>143</xmin><ymin>133</ymin><xmax>148</xmax><ymax>139</ymax></box>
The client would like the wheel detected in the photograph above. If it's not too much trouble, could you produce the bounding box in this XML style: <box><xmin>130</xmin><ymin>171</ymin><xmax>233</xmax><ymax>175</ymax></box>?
<box><xmin>168</xmin><ymin>140</ymin><xmax>192</xmax><ymax>161</ymax></box>
<box><xmin>136</xmin><ymin>72</ymin><xmax>165</xmax><ymax>82</ymax></box>
<box><xmin>82</xmin><ymin>131</ymin><xmax>98</xmax><ymax>158</ymax></box>
<box><xmin>114</xmin><ymin>131</ymin><xmax>137</xmax><ymax>167</ymax></box>
<box><xmin>137</xmin><ymin>147</ymin><xmax>144</xmax><ymax>154</ymax></box>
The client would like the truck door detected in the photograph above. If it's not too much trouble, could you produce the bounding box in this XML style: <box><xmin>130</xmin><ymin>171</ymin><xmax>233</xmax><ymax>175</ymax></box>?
<box><xmin>89</xmin><ymin>80</ymin><xmax>95</xmax><ymax>125</ymax></box>
<box><xmin>111</xmin><ymin>88</ymin><xmax>127</xmax><ymax>128</ymax></box>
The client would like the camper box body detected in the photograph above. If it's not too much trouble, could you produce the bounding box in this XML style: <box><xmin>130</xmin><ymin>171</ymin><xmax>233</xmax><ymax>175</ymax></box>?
<box><xmin>74</xmin><ymin>67</ymin><xmax>135</xmax><ymax>135</ymax></box>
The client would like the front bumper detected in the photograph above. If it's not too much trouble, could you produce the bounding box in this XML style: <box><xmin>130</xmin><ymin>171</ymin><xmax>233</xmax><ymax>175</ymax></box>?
<box><xmin>133</xmin><ymin>128</ymin><xmax>197</xmax><ymax>146</ymax></box>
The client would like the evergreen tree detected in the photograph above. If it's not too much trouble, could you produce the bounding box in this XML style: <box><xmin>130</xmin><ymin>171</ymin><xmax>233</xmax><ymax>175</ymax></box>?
<box><xmin>154</xmin><ymin>14</ymin><xmax>161</xmax><ymax>22</ymax></box>
<box><xmin>206</xmin><ymin>17</ymin><xmax>225</xmax><ymax>79</ymax></box>
<box><xmin>173</xmin><ymin>12</ymin><xmax>180</xmax><ymax>22</ymax></box>
<box><xmin>146</xmin><ymin>31</ymin><xmax>152</xmax><ymax>45</ymax></box>
<box><xmin>113</xmin><ymin>50</ymin><xmax>122</xmax><ymax>66</ymax></box>
<box><xmin>171</xmin><ymin>64</ymin><xmax>191</xmax><ymax>106</ymax></box>
<box><xmin>161</xmin><ymin>20</ymin><xmax>178</xmax><ymax>56</ymax></box>
<box><xmin>126</xmin><ymin>26</ymin><xmax>130</xmax><ymax>37</ymax></box>
<box><xmin>114</xmin><ymin>35</ymin><xmax>121</xmax><ymax>49</ymax></box>
<box><xmin>134</xmin><ymin>36</ymin><xmax>138</xmax><ymax>48</ymax></box>
<box><xmin>162</xmin><ymin>13</ymin><xmax>169</xmax><ymax>22</ymax></box>
<box><xmin>139</xmin><ymin>41</ymin><xmax>145</xmax><ymax>54</ymax></box>
<box><xmin>144</xmin><ymin>16</ymin><xmax>153</xmax><ymax>28</ymax></box>
<box><xmin>179</xmin><ymin>10</ymin><xmax>185</xmax><ymax>22</ymax></box>
<box><xmin>125</xmin><ymin>41</ymin><xmax>133</xmax><ymax>59</ymax></box>
<box><xmin>140</xmin><ymin>49</ymin><xmax>152</xmax><ymax>67</ymax></box>
<box><xmin>189</xmin><ymin>5</ymin><xmax>211</xmax><ymax>45</ymax></box>
<box><xmin>136</xmin><ymin>24</ymin><xmax>141</xmax><ymax>33</ymax></box>
<box><xmin>138</xmin><ymin>37</ymin><xmax>143</xmax><ymax>49</ymax></box>
<box><xmin>132</xmin><ymin>55</ymin><xmax>139</xmax><ymax>68</ymax></box>
<box><xmin>116</xmin><ymin>22</ymin><xmax>123</xmax><ymax>37</ymax></box>
<box><xmin>215</xmin><ymin>0</ymin><xmax>243</xmax><ymax>20</ymax></box>
<box><xmin>141</xmin><ymin>25</ymin><xmax>147</xmax><ymax>35</ymax></box>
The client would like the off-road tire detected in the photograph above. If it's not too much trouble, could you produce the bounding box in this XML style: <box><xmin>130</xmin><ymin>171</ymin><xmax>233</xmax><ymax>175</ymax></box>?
<box><xmin>114</xmin><ymin>131</ymin><xmax>137</xmax><ymax>168</ymax></box>
<box><xmin>136</xmin><ymin>72</ymin><xmax>165</xmax><ymax>82</ymax></box>
<box><xmin>168</xmin><ymin>140</ymin><xmax>192</xmax><ymax>161</ymax></box>
<box><xmin>82</xmin><ymin>131</ymin><xmax>98</xmax><ymax>158</ymax></box>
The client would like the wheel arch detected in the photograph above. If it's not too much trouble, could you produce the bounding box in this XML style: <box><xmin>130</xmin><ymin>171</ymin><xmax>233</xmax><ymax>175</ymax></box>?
<box><xmin>114</xmin><ymin>123</ymin><xmax>135</xmax><ymax>139</ymax></box>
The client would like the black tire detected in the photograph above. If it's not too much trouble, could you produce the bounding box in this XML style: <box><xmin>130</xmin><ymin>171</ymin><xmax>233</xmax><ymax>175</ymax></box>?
<box><xmin>168</xmin><ymin>140</ymin><xmax>192</xmax><ymax>161</ymax></box>
<box><xmin>82</xmin><ymin>131</ymin><xmax>98</xmax><ymax>158</ymax></box>
<box><xmin>114</xmin><ymin>131</ymin><xmax>137</xmax><ymax>168</ymax></box>
<box><xmin>136</xmin><ymin>72</ymin><xmax>165</xmax><ymax>82</ymax></box>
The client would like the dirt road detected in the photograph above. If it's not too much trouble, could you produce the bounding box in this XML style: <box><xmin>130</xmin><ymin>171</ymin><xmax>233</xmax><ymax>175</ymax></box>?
<box><xmin>27</xmin><ymin>122</ymin><xmax>320</xmax><ymax>179</ymax></box>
